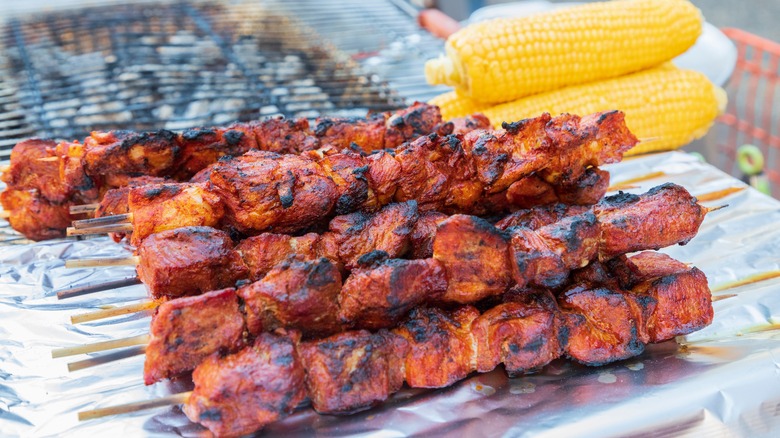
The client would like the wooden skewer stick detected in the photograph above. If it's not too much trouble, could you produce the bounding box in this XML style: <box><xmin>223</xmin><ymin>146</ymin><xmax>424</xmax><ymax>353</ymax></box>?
<box><xmin>72</xmin><ymin>213</ymin><xmax>133</xmax><ymax>229</ymax></box>
<box><xmin>71</xmin><ymin>301</ymin><xmax>159</xmax><ymax>324</ymax></box>
<box><xmin>638</xmin><ymin>137</ymin><xmax>660</xmax><ymax>143</ymax></box>
<box><xmin>704</xmin><ymin>204</ymin><xmax>728</xmax><ymax>214</ymax></box>
<box><xmin>68</xmin><ymin>345</ymin><xmax>147</xmax><ymax>372</ymax></box>
<box><xmin>607</xmin><ymin>171</ymin><xmax>667</xmax><ymax>191</ymax></box>
<box><xmin>606</xmin><ymin>183</ymin><xmax>638</xmax><ymax>192</ymax></box>
<box><xmin>65</xmin><ymin>256</ymin><xmax>140</xmax><ymax>268</ymax></box>
<box><xmin>57</xmin><ymin>277</ymin><xmax>142</xmax><ymax>300</ymax></box>
<box><xmin>696</xmin><ymin>187</ymin><xmax>745</xmax><ymax>202</ymax></box>
<box><xmin>66</xmin><ymin>223</ymin><xmax>134</xmax><ymax>236</ymax></box>
<box><xmin>711</xmin><ymin>271</ymin><xmax>780</xmax><ymax>293</ymax></box>
<box><xmin>52</xmin><ymin>334</ymin><xmax>150</xmax><ymax>358</ymax></box>
<box><xmin>78</xmin><ymin>391</ymin><xmax>192</xmax><ymax>421</ymax></box>
<box><xmin>0</xmin><ymin>210</ymin><xmax>10</xmax><ymax>219</ymax></box>
<box><xmin>69</xmin><ymin>203</ymin><xmax>100</xmax><ymax>215</ymax></box>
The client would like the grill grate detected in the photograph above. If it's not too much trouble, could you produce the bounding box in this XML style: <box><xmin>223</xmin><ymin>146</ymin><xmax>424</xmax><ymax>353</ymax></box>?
<box><xmin>0</xmin><ymin>0</ymin><xmax>444</xmax><ymax>160</ymax></box>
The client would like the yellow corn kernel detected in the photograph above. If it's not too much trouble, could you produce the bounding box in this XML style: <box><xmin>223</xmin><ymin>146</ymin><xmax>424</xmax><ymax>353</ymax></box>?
<box><xmin>425</xmin><ymin>0</ymin><xmax>702</xmax><ymax>104</ymax></box>
<box><xmin>429</xmin><ymin>91</ymin><xmax>492</xmax><ymax>121</ymax></box>
<box><xmin>469</xmin><ymin>65</ymin><xmax>726</xmax><ymax>156</ymax></box>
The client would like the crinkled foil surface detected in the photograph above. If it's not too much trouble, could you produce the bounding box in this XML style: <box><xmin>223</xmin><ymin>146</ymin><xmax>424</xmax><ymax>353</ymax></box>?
<box><xmin>2</xmin><ymin>151</ymin><xmax>780</xmax><ymax>437</ymax></box>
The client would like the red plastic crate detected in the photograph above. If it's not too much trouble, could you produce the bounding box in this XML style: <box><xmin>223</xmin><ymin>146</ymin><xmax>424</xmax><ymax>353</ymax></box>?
<box><xmin>710</xmin><ymin>28</ymin><xmax>780</xmax><ymax>196</ymax></box>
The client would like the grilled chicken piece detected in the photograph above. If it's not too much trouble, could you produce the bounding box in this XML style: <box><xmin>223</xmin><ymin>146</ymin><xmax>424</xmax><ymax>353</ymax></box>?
<box><xmin>184</xmin><ymin>331</ymin><xmax>307</xmax><ymax>438</ymax></box>
<box><xmin>238</xmin><ymin>257</ymin><xmax>343</xmax><ymax>338</ymax></box>
<box><xmin>128</xmin><ymin>182</ymin><xmax>225</xmax><ymax>246</ymax></box>
<box><xmin>433</xmin><ymin>215</ymin><xmax>512</xmax><ymax>303</ymax></box>
<box><xmin>595</xmin><ymin>183</ymin><xmax>706</xmax><ymax>260</ymax></box>
<box><xmin>324</xmin><ymin>201</ymin><xmax>418</xmax><ymax>270</ymax></box>
<box><xmin>253</xmin><ymin>117</ymin><xmax>320</xmax><ymax>154</ymax></box>
<box><xmin>313</xmin><ymin>115</ymin><xmax>387</xmax><ymax>151</ymax></box>
<box><xmin>236</xmin><ymin>233</ymin><xmax>320</xmax><ymax>281</ymax></box>
<box><xmin>314</xmin><ymin>150</ymin><xmax>373</xmax><ymax>214</ymax></box>
<box><xmin>136</xmin><ymin>227</ymin><xmax>248</xmax><ymax>299</ymax></box>
<box><xmin>449</xmin><ymin>113</ymin><xmax>491</xmax><ymax>135</ymax></box>
<box><xmin>0</xmin><ymin>189</ymin><xmax>71</xmax><ymax>241</ymax></box>
<box><xmin>382</xmin><ymin>101</ymin><xmax>450</xmax><ymax>149</ymax></box>
<box><xmin>83</xmin><ymin>129</ymin><xmax>181</xmax><ymax>188</ymax></box>
<box><xmin>175</xmin><ymin>123</ymin><xmax>258</xmax><ymax>180</ymax></box>
<box><xmin>505</xmin><ymin>167</ymin><xmax>609</xmax><ymax>209</ymax></box>
<box><xmin>409</xmin><ymin>211</ymin><xmax>447</xmax><ymax>259</ymax></box>
<box><xmin>559</xmin><ymin>284</ymin><xmax>646</xmax><ymax>366</ymax></box>
<box><xmin>1</xmin><ymin>139</ymin><xmax>69</xmax><ymax>203</ymax></box>
<box><xmin>626</xmin><ymin>252</ymin><xmax>712</xmax><ymax>342</ymax></box>
<box><xmin>473</xmin><ymin>290</ymin><xmax>564</xmax><ymax>375</ymax></box>
<box><xmin>97</xmin><ymin>176</ymin><xmax>169</xmax><ymax>218</ymax></box>
<box><xmin>338</xmin><ymin>257</ymin><xmax>447</xmax><ymax>330</ymax></box>
<box><xmin>144</xmin><ymin>288</ymin><xmax>246</xmax><ymax>385</ymax></box>
<box><xmin>209</xmin><ymin>151</ymin><xmax>338</xmax><ymax>235</ymax></box>
<box><xmin>55</xmin><ymin>139</ymin><xmax>99</xmax><ymax>203</ymax></box>
<box><xmin>507</xmin><ymin>211</ymin><xmax>600</xmax><ymax>289</ymax></box>
<box><xmin>299</xmin><ymin>329</ymin><xmax>408</xmax><ymax>414</ymax></box>
<box><xmin>394</xmin><ymin>306</ymin><xmax>479</xmax><ymax>388</ymax></box>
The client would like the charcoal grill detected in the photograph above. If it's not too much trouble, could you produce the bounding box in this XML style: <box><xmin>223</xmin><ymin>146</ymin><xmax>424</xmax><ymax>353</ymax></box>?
<box><xmin>0</xmin><ymin>0</ymin><xmax>445</xmax><ymax>160</ymax></box>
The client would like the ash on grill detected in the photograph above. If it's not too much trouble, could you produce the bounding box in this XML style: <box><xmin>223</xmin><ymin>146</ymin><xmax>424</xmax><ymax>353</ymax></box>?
<box><xmin>0</xmin><ymin>0</ymin><xmax>407</xmax><ymax>161</ymax></box>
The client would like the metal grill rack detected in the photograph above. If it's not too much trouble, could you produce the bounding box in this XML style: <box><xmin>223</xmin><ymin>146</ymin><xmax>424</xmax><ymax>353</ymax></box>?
<box><xmin>0</xmin><ymin>0</ymin><xmax>443</xmax><ymax>160</ymax></box>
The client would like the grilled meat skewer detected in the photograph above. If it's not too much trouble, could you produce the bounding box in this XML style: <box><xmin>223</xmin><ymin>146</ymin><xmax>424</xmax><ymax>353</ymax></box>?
<box><xmin>87</xmin><ymin>251</ymin><xmax>711</xmax><ymax>437</ymax></box>
<box><xmin>78</xmin><ymin>110</ymin><xmax>635</xmax><ymax>246</ymax></box>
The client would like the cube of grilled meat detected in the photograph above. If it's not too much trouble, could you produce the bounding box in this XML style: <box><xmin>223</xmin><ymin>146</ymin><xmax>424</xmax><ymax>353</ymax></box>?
<box><xmin>594</xmin><ymin>183</ymin><xmax>706</xmax><ymax>260</ymax></box>
<box><xmin>96</xmin><ymin>176</ymin><xmax>169</xmax><ymax>218</ymax></box>
<box><xmin>83</xmin><ymin>129</ymin><xmax>180</xmax><ymax>188</ymax></box>
<box><xmin>473</xmin><ymin>290</ymin><xmax>565</xmax><ymax>375</ymax></box>
<box><xmin>253</xmin><ymin>117</ymin><xmax>320</xmax><ymax>153</ymax></box>
<box><xmin>313</xmin><ymin>115</ymin><xmax>386</xmax><ymax>151</ymax></box>
<box><xmin>238</xmin><ymin>257</ymin><xmax>343</xmax><ymax>338</ymax></box>
<box><xmin>236</xmin><ymin>232</ymin><xmax>319</xmax><ymax>281</ymax></box>
<box><xmin>495</xmin><ymin>203</ymin><xmax>590</xmax><ymax>231</ymax></box>
<box><xmin>365</xmin><ymin>150</ymin><xmax>402</xmax><ymax>206</ymax></box>
<box><xmin>144</xmin><ymin>288</ymin><xmax>246</xmax><ymax>385</ymax></box>
<box><xmin>338</xmin><ymin>258</ymin><xmax>447</xmax><ymax>330</ymax></box>
<box><xmin>175</xmin><ymin>124</ymin><xmax>258</xmax><ymax>180</ymax></box>
<box><xmin>558</xmin><ymin>285</ymin><xmax>645</xmax><ymax>366</ymax></box>
<box><xmin>409</xmin><ymin>211</ymin><xmax>447</xmax><ymax>259</ymax></box>
<box><xmin>1</xmin><ymin>139</ymin><xmax>70</xmax><ymax>203</ymax></box>
<box><xmin>128</xmin><ymin>182</ymin><xmax>225</xmax><ymax>246</ymax></box>
<box><xmin>299</xmin><ymin>329</ymin><xmax>408</xmax><ymax>414</ymax></box>
<box><xmin>508</xmin><ymin>211</ymin><xmax>600</xmax><ymax>289</ymax></box>
<box><xmin>433</xmin><ymin>215</ymin><xmax>512</xmax><ymax>303</ymax></box>
<box><xmin>208</xmin><ymin>151</ymin><xmax>338</xmax><ymax>235</ymax></box>
<box><xmin>382</xmin><ymin>101</ymin><xmax>449</xmax><ymax>148</ymax></box>
<box><xmin>626</xmin><ymin>252</ymin><xmax>712</xmax><ymax>342</ymax></box>
<box><xmin>617</xmin><ymin>251</ymin><xmax>693</xmax><ymax>287</ymax></box>
<box><xmin>535</xmin><ymin>111</ymin><xmax>637</xmax><ymax>185</ymax></box>
<box><xmin>55</xmin><ymin>140</ymin><xmax>99</xmax><ymax>203</ymax></box>
<box><xmin>392</xmin><ymin>134</ymin><xmax>484</xmax><ymax>212</ymax></box>
<box><xmin>314</xmin><ymin>150</ymin><xmax>372</xmax><ymax>214</ymax></box>
<box><xmin>394</xmin><ymin>306</ymin><xmax>479</xmax><ymax>388</ymax></box>
<box><xmin>449</xmin><ymin>113</ymin><xmax>491</xmax><ymax>135</ymax></box>
<box><xmin>505</xmin><ymin>167</ymin><xmax>610</xmax><ymax>209</ymax></box>
<box><xmin>184</xmin><ymin>331</ymin><xmax>307</xmax><ymax>438</ymax></box>
<box><xmin>324</xmin><ymin>201</ymin><xmax>418</xmax><ymax>270</ymax></box>
<box><xmin>0</xmin><ymin>189</ymin><xmax>71</xmax><ymax>241</ymax></box>
<box><xmin>136</xmin><ymin>227</ymin><xmax>248</xmax><ymax>299</ymax></box>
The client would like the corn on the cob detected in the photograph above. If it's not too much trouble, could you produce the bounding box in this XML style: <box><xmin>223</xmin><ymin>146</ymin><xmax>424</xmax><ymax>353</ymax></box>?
<box><xmin>425</xmin><ymin>0</ymin><xmax>702</xmax><ymax>104</ymax></box>
<box><xmin>431</xmin><ymin>64</ymin><xmax>727</xmax><ymax>156</ymax></box>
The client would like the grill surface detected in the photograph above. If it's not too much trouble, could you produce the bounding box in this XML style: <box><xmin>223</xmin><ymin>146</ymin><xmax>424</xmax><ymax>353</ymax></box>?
<box><xmin>0</xmin><ymin>0</ymin><xmax>443</xmax><ymax>160</ymax></box>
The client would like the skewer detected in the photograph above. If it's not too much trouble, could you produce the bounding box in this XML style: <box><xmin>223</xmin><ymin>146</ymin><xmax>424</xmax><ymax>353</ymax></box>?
<box><xmin>0</xmin><ymin>210</ymin><xmax>9</xmax><ymax>219</ymax></box>
<box><xmin>65</xmin><ymin>256</ymin><xmax>140</xmax><ymax>268</ymax></box>
<box><xmin>711</xmin><ymin>270</ymin><xmax>780</xmax><ymax>293</ymax></box>
<box><xmin>78</xmin><ymin>391</ymin><xmax>192</xmax><ymax>421</ymax></box>
<box><xmin>69</xmin><ymin>203</ymin><xmax>100</xmax><ymax>215</ymax></box>
<box><xmin>704</xmin><ymin>204</ymin><xmax>728</xmax><ymax>214</ymax></box>
<box><xmin>695</xmin><ymin>186</ymin><xmax>745</xmax><ymax>202</ymax></box>
<box><xmin>57</xmin><ymin>277</ymin><xmax>143</xmax><ymax>300</ymax></box>
<box><xmin>72</xmin><ymin>213</ymin><xmax>133</xmax><ymax>229</ymax></box>
<box><xmin>66</xmin><ymin>223</ymin><xmax>134</xmax><ymax>236</ymax></box>
<box><xmin>71</xmin><ymin>301</ymin><xmax>159</xmax><ymax>324</ymax></box>
<box><xmin>607</xmin><ymin>171</ymin><xmax>666</xmax><ymax>190</ymax></box>
<box><xmin>68</xmin><ymin>345</ymin><xmax>148</xmax><ymax>372</ymax></box>
<box><xmin>52</xmin><ymin>334</ymin><xmax>150</xmax><ymax>358</ymax></box>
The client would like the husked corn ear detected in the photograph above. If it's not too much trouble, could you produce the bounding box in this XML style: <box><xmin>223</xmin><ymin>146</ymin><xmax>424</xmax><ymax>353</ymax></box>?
<box><xmin>474</xmin><ymin>65</ymin><xmax>726</xmax><ymax>156</ymax></box>
<box><xmin>429</xmin><ymin>91</ymin><xmax>492</xmax><ymax>121</ymax></box>
<box><xmin>425</xmin><ymin>0</ymin><xmax>702</xmax><ymax>104</ymax></box>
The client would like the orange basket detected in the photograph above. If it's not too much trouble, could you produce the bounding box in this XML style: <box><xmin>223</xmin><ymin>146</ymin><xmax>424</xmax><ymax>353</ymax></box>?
<box><xmin>708</xmin><ymin>28</ymin><xmax>780</xmax><ymax>197</ymax></box>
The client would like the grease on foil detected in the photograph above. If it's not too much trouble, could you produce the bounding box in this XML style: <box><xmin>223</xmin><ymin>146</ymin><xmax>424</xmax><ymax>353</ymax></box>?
<box><xmin>2</xmin><ymin>152</ymin><xmax>780</xmax><ymax>437</ymax></box>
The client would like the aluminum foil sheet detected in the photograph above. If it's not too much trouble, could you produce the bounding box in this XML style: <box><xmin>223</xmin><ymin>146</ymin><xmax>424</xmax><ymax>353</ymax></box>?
<box><xmin>2</xmin><ymin>151</ymin><xmax>780</xmax><ymax>437</ymax></box>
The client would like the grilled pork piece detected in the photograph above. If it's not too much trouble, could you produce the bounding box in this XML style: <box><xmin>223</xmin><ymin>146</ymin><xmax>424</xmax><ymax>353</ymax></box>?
<box><xmin>144</xmin><ymin>288</ymin><xmax>246</xmax><ymax>385</ymax></box>
<box><xmin>136</xmin><ymin>227</ymin><xmax>248</xmax><ymax>299</ymax></box>
<box><xmin>184</xmin><ymin>331</ymin><xmax>307</xmax><ymax>438</ymax></box>
<box><xmin>0</xmin><ymin>189</ymin><xmax>72</xmax><ymax>241</ymax></box>
<box><xmin>236</xmin><ymin>232</ymin><xmax>320</xmax><ymax>281</ymax></box>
